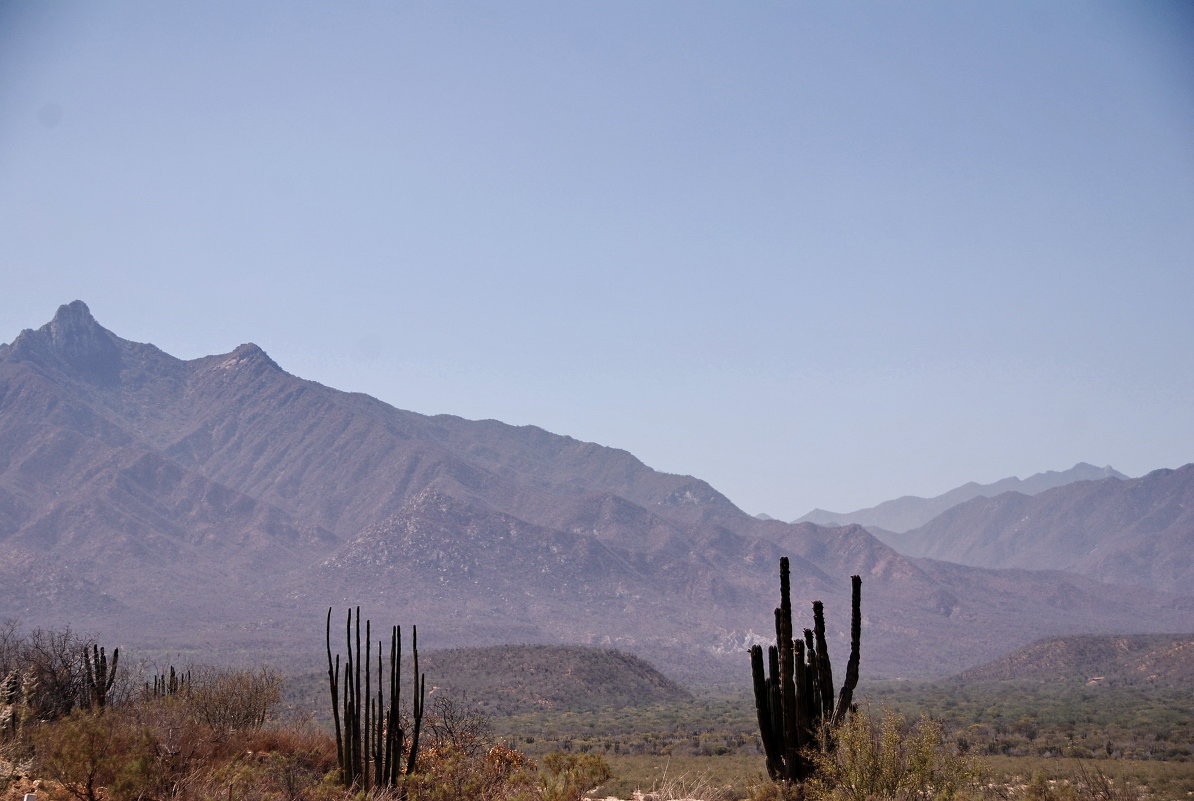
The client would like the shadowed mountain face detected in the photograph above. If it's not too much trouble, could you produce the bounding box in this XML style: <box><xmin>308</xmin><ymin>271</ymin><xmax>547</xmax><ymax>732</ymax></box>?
<box><xmin>796</xmin><ymin>463</ymin><xmax>1126</xmax><ymax>532</ymax></box>
<box><xmin>2</xmin><ymin>302</ymin><xmax>1190</xmax><ymax>681</ymax></box>
<box><xmin>880</xmin><ymin>466</ymin><xmax>1194</xmax><ymax>595</ymax></box>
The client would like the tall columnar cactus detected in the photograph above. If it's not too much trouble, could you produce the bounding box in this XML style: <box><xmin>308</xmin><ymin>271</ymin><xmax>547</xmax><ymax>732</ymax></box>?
<box><xmin>82</xmin><ymin>644</ymin><xmax>119</xmax><ymax>709</ymax></box>
<box><xmin>326</xmin><ymin>607</ymin><xmax>425</xmax><ymax>791</ymax></box>
<box><xmin>750</xmin><ymin>557</ymin><xmax>861</xmax><ymax>784</ymax></box>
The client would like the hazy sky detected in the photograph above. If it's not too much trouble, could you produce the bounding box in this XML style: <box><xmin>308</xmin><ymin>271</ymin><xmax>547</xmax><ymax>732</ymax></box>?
<box><xmin>2</xmin><ymin>2</ymin><xmax>1192</xmax><ymax>519</ymax></box>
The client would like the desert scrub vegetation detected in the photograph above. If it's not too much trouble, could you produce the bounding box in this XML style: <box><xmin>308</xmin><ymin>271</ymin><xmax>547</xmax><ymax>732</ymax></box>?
<box><xmin>867</xmin><ymin>680</ymin><xmax>1194</xmax><ymax>762</ymax></box>
<box><xmin>4</xmin><ymin>616</ymin><xmax>1190</xmax><ymax>800</ymax></box>
<box><xmin>979</xmin><ymin>756</ymin><xmax>1192</xmax><ymax>801</ymax></box>
<box><xmin>1</xmin><ymin>621</ymin><xmax>134</xmax><ymax>729</ymax></box>
<box><xmin>1</xmin><ymin>622</ymin><xmax>611</xmax><ymax>801</ymax></box>
<box><xmin>21</xmin><ymin>662</ymin><xmax>318</xmax><ymax>801</ymax></box>
<box><xmin>742</xmin><ymin>706</ymin><xmax>1166</xmax><ymax>801</ymax></box>
<box><xmin>8</xmin><ymin>670</ymin><xmax>613</xmax><ymax>801</ymax></box>
<box><xmin>495</xmin><ymin>679</ymin><xmax>1193</xmax><ymax>767</ymax></box>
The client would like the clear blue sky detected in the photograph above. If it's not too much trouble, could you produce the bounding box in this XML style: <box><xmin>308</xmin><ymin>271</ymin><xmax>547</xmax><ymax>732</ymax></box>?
<box><xmin>2</xmin><ymin>1</ymin><xmax>1192</xmax><ymax>519</ymax></box>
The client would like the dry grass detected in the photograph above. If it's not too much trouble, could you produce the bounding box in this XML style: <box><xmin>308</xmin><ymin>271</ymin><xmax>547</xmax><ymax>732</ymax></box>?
<box><xmin>980</xmin><ymin>755</ymin><xmax>1194</xmax><ymax>801</ymax></box>
<box><xmin>598</xmin><ymin>754</ymin><xmax>763</xmax><ymax>800</ymax></box>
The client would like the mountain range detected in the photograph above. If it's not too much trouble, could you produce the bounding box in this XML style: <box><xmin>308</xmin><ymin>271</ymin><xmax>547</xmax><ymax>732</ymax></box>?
<box><xmin>797</xmin><ymin>462</ymin><xmax>1126</xmax><ymax>532</ymax></box>
<box><xmin>1</xmin><ymin>301</ymin><xmax>1190</xmax><ymax>682</ymax></box>
<box><xmin>875</xmin><ymin>466</ymin><xmax>1194</xmax><ymax>594</ymax></box>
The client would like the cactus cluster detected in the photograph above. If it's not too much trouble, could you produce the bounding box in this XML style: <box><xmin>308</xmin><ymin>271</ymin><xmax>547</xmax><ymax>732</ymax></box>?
<box><xmin>750</xmin><ymin>557</ymin><xmax>861</xmax><ymax>784</ymax></box>
<box><xmin>1</xmin><ymin>637</ymin><xmax>123</xmax><ymax>734</ymax></box>
<box><xmin>146</xmin><ymin>665</ymin><xmax>191</xmax><ymax>698</ymax></box>
<box><xmin>326</xmin><ymin>607</ymin><xmax>426</xmax><ymax>791</ymax></box>
<box><xmin>82</xmin><ymin>644</ymin><xmax>119</xmax><ymax>709</ymax></box>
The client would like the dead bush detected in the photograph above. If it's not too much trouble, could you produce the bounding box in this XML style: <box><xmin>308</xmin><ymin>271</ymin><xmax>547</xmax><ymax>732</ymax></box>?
<box><xmin>424</xmin><ymin>694</ymin><xmax>493</xmax><ymax>759</ymax></box>
<box><xmin>181</xmin><ymin>666</ymin><xmax>282</xmax><ymax>735</ymax></box>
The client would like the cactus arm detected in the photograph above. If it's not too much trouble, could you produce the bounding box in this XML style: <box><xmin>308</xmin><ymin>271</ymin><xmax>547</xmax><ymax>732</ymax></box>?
<box><xmin>831</xmin><ymin>575</ymin><xmax>862</xmax><ymax>727</ymax></box>
<box><xmin>812</xmin><ymin>600</ymin><xmax>835</xmax><ymax>721</ymax></box>
<box><xmin>751</xmin><ymin>644</ymin><xmax>783</xmax><ymax>779</ymax></box>
<box><xmin>405</xmin><ymin>624</ymin><xmax>424</xmax><ymax>776</ymax></box>
<box><xmin>326</xmin><ymin>609</ymin><xmax>344</xmax><ymax>782</ymax></box>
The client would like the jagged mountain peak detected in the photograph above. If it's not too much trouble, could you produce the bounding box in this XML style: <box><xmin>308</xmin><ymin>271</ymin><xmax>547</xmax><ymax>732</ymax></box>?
<box><xmin>50</xmin><ymin>298</ymin><xmax>100</xmax><ymax>334</ymax></box>
<box><xmin>5</xmin><ymin>299</ymin><xmax>121</xmax><ymax>382</ymax></box>
<box><xmin>211</xmin><ymin>342</ymin><xmax>282</xmax><ymax>373</ymax></box>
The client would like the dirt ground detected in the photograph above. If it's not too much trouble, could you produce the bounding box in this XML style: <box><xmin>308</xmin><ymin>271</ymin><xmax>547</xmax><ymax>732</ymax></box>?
<box><xmin>0</xmin><ymin>774</ymin><xmax>48</xmax><ymax>801</ymax></box>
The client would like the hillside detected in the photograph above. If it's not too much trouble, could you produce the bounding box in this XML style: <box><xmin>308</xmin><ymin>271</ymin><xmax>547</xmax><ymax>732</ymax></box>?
<box><xmin>1</xmin><ymin>301</ymin><xmax>1191</xmax><ymax>681</ymax></box>
<box><xmin>284</xmin><ymin>643</ymin><xmax>691</xmax><ymax>722</ymax></box>
<box><xmin>797</xmin><ymin>463</ymin><xmax>1125</xmax><ymax>532</ymax></box>
<box><xmin>420</xmin><ymin>645</ymin><xmax>692</xmax><ymax>715</ymax></box>
<box><xmin>955</xmin><ymin>633</ymin><xmax>1194</xmax><ymax>686</ymax></box>
<box><xmin>886</xmin><ymin>466</ymin><xmax>1194</xmax><ymax>594</ymax></box>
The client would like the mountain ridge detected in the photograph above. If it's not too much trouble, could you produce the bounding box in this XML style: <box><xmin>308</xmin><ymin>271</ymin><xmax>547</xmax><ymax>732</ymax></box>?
<box><xmin>2</xmin><ymin>301</ymin><xmax>1190</xmax><ymax>681</ymax></box>
<box><xmin>881</xmin><ymin>465</ymin><xmax>1194</xmax><ymax>594</ymax></box>
<box><xmin>797</xmin><ymin>462</ymin><xmax>1127</xmax><ymax>533</ymax></box>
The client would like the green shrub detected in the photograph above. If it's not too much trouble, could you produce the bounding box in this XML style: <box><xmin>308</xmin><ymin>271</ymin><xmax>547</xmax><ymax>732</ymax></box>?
<box><xmin>537</xmin><ymin>752</ymin><xmax>612</xmax><ymax>801</ymax></box>
<box><xmin>803</xmin><ymin>706</ymin><xmax>980</xmax><ymax>801</ymax></box>
<box><xmin>31</xmin><ymin>709</ymin><xmax>144</xmax><ymax>801</ymax></box>
<box><xmin>399</xmin><ymin>743</ymin><xmax>534</xmax><ymax>801</ymax></box>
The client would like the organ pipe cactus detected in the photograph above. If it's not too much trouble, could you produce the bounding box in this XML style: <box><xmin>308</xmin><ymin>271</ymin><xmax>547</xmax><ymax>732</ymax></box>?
<box><xmin>326</xmin><ymin>607</ymin><xmax>425</xmax><ymax>791</ymax></box>
<box><xmin>750</xmin><ymin>557</ymin><xmax>861</xmax><ymax>784</ymax></box>
<box><xmin>146</xmin><ymin>665</ymin><xmax>191</xmax><ymax>698</ymax></box>
<box><xmin>82</xmin><ymin>644</ymin><xmax>119</xmax><ymax>709</ymax></box>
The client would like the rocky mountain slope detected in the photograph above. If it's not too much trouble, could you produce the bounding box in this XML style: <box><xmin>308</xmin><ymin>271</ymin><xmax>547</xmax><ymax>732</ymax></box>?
<box><xmin>882</xmin><ymin>466</ymin><xmax>1194</xmax><ymax>594</ymax></box>
<box><xmin>797</xmin><ymin>463</ymin><xmax>1125</xmax><ymax>532</ymax></box>
<box><xmin>1</xmin><ymin>302</ymin><xmax>1190</xmax><ymax>681</ymax></box>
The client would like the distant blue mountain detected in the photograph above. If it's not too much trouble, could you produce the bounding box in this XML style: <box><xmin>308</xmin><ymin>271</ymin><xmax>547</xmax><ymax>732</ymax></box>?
<box><xmin>795</xmin><ymin>463</ymin><xmax>1126</xmax><ymax>533</ymax></box>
